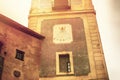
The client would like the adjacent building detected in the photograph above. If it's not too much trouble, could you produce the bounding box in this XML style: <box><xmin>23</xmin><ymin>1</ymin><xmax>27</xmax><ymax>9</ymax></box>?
<box><xmin>0</xmin><ymin>14</ymin><xmax>45</xmax><ymax>80</ymax></box>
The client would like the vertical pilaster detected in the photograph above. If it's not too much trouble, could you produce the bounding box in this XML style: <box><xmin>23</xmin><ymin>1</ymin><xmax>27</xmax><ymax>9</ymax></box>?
<box><xmin>87</xmin><ymin>14</ymin><xmax>109</xmax><ymax>79</ymax></box>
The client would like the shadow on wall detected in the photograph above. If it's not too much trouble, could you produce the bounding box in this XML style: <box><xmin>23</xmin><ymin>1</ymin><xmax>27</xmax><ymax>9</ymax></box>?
<box><xmin>0</xmin><ymin>42</ymin><xmax>3</xmax><ymax>52</ymax></box>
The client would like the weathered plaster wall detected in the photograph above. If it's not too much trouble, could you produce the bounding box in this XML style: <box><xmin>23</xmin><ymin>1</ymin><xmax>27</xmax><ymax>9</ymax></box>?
<box><xmin>0</xmin><ymin>21</ymin><xmax>42</xmax><ymax>80</ymax></box>
<box><xmin>39</xmin><ymin>18</ymin><xmax>90</xmax><ymax>77</ymax></box>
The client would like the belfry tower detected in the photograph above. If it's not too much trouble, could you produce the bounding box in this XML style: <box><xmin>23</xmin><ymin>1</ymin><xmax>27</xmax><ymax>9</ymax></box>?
<box><xmin>28</xmin><ymin>0</ymin><xmax>109</xmax><ymax>80</ymax></box>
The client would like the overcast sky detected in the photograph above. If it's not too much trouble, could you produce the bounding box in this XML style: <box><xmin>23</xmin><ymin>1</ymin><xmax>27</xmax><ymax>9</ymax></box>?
<box><xmin>0</xmin><ymin>0</ymin><xmax>120</xmax><ymax>80</ymax></box>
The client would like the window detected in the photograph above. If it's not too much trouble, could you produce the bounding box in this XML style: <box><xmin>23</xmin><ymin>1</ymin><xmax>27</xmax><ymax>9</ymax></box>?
<box><xmin>56</xmin><ymin>51</ymin><xmax>74</xmax><ymax>75</ymax></box>
<box><xmin>52</xmin><ymin>0</ymin><xmax>71</xmax><ymax>10</ymax></box>
<box><xmin>15</xmin><ymin>49</ymin><xmax>25</xmax><ymax>61</ymax></box>
<box><xmin>59</xmin><ymin>54</ymin><xmax>71</xmax><ymax>72</ymax></box>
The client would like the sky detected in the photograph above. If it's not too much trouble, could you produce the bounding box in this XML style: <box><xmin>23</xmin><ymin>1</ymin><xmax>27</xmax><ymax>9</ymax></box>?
<box><xmin>0</xmin><ymin>0</ymin><xmax>120</xmax><ymax>80</ymax></box>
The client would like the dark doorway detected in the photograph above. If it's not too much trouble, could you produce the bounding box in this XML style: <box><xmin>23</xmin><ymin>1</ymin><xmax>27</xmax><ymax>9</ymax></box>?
<box><xmin>0</xmin><ymin>56</ymin><xmax>4</xmax><ymax>80</ymax></box>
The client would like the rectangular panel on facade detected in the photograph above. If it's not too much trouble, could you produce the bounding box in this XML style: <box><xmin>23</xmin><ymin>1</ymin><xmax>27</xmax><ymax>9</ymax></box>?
<box><xmin>40</xmin><ymin>18</ymin><xmax>90</xmax><ymax>77</ymax></box>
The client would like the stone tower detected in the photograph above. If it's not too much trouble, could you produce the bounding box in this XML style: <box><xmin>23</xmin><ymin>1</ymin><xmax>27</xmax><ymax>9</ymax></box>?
<box><xmin>28</xmin><ymin>0</ymin><xmax>109</xmax><ymax>80</ymax></box>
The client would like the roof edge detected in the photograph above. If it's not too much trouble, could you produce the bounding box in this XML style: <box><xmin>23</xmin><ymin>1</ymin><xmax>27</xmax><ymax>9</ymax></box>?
<box><xmin>0</xmin><ymin>14</ymin><xmax>45</xmax><ymax>40</ymax></box>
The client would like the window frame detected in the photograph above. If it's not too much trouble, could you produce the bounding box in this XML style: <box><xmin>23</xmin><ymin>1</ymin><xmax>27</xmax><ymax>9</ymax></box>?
<box><xmin>15</xmin><ymin>49</ymin><xmax>25</xmax><ymax>61</ymax></box>
<box><xmin>56</xmin><ymin>51</ymin><xmax>74</xmax><ymax>75</ymax></box>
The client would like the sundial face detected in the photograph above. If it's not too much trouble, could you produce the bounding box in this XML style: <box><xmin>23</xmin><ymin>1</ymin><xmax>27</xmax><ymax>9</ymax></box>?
<box><xmin>53</xmin><ymin>24</ymin><xmax>73</xmax><ymax>44</ymax></box>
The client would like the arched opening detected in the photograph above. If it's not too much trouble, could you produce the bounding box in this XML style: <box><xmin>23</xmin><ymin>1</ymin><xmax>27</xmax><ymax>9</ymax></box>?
<box><xmin>52</xmin><ymin>0</ymin><xmax>71</xmax><ymax>11</ymax></box>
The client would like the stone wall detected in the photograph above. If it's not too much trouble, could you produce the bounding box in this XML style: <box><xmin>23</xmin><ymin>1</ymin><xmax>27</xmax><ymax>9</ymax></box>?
<box><xmin>0</xmin><ymin>21</ymin><xmax>43</xmax><ymax>80</ymax></box>
<box><xmin>29</xmin><ymin>11</ymin><xmax>109</xmax><ymax>80</ymax></box>
<box><xmin>28</xmin><ymin>0</ymin><xmax>109</xmax><ymax>79</ymax></box>
<box><xmin>86</xmin><ymin>14</ymin><xmax>109</xmax><ymax>79</ymax></box>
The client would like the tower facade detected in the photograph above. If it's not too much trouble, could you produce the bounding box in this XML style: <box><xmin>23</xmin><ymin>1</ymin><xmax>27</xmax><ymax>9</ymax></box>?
<box><xmin>28</xmin><ymin>0</ymin><xmax>109</xmax><ymax>80</ymax></box>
